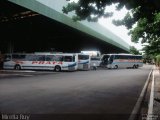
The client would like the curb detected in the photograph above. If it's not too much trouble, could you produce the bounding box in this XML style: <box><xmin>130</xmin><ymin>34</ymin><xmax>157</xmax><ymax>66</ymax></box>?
<box><xmin>147</xmin><ymin>66</ymin><xmax>155</xmax><ymax>120</ymax></box>
<box><xmin>128</xmin><ymin>68</ymin><xmax>153</xmax><ymax>120</ymax></box>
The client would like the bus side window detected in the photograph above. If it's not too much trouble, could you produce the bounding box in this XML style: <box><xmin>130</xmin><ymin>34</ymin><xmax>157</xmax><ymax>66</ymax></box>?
<box><xmin>79</xmin><ymin>55</ymin><xmax>89</xmax><ymax>60</ymax></box>
<box><xmin>123</xmin><ymin>55</ymin><xmax>128</xmax><ymax>59</ymax></box>
<box><xmin>19</xmin><ymin>55</ymin><xmax>26</xmax><ymax>60</ymax></box>
<box><xmin>12</xmin><ymin>54</ymin><xmax>26</xmax><ymax>60</ymax></box>
<box><xmin>4</xmin><ymin>55</ymin><xmax>11</xmax><ymax>61</ymax></box>
<box><xmin>25</xmin><ymin>55</ymin><xmax>37</xmax><ymax>61</ymax></box>
<box><xmin>115</xmin><ymin>55</ymin><xmax>120</xmax><ymax>59</ymax></box>
<box><xmin>137</xmin><ymin>56</ymin><xmax>142</xmax><ymax>60</ymax></box>
<box><xmin>46</xmin><ymin>55</ymin><xmax>53</xmax><ymax>61</ymax></box>
<box><xmin>37</xmin><ymin>55</ymin><xmax>45</xmax><ymax>61</ymax></box>
<box><xmin>131</xmin><ymin>56</ymin><xmax>134</xmax><ymax>60</ymax></box>
<box><xmin>64</xmin><ymin>56</ymin><xmax>72</xmax><ymax>62</ymax></box>
<box><xmin>55</xmin><ymin>55</ymin><xmax>63</xmax><ymax>62</ymax></box>
<box><xmin>12</xmin><ymin>54</ymin><xmax>19</xmax><ymax>60</ymax></box>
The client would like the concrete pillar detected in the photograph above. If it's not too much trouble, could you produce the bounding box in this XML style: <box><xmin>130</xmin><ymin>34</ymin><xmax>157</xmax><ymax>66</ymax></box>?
<box><xmin>7</xmin><ymin>40</ymin><xmax>14</xmax><ymax>53</ymax></box>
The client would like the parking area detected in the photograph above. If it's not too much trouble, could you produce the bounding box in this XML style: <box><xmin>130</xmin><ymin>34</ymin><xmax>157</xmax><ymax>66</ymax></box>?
<box><xmin>0</xmin><ymin>69</ymin><xmax>59</xmax><ymax>79</ymax></box>
<box><xmin>0</xmin><ymin>65</ymin><xmax>152</xmax><ymax>119</ymax></box>
<box><xmin>0</xmin><ymin>67</ymin><xmax>107</xmax><ymax>79</ymax></box>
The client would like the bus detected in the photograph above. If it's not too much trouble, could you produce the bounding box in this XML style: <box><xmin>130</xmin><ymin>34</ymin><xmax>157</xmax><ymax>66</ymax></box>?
<box><xmin>101</xmin><ymin>53</ymin><xmax>143</xmax><ymax>69</ymax></box>
<box><xmin>90</xmin><ymin>56</ymin><xmax>101</xmax><ymax>67</ymax></box>
<box><xmin>3</xmin><ymin>53</ymin><xmax>78</xmax><ymax>71</ymax></box>
<box><xmin>78</xmin><ymin>54</ymin><xmax>91</xmax><ymax>70</ymax></box>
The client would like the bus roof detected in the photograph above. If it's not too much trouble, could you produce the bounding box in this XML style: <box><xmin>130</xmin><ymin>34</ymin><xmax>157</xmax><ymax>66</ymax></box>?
<box><xmin>102</xmin><ymin>53</ymin><xmax>142</xmax><ymax>56</ymax></box>
<box><xmin>4</xmin><ymin>53</ymin><xmax>77</xmax><ymax>56</ymax></box>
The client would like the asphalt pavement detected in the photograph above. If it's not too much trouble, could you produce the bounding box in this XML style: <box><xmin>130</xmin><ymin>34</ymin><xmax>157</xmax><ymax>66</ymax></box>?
<box><xmin>0</xmin><ymin>65</ymin><xmax>153</xmax><ymax>120</ymax></box>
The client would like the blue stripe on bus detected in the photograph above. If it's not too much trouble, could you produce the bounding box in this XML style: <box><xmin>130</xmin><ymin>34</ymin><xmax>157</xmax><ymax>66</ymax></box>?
<box><xmin>62</xmin><ymin>62</ymin><xmax>77</xmax><ymax>68</ymax></box>
<box><xmin>112</xmin><ymin>62</ymin><xmax>143</xmax><ymax>64</ymax></box>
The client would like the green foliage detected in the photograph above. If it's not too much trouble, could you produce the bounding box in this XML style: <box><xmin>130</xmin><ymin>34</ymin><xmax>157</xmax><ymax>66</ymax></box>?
<box><xmin>63</xmin><ymin>0</ymin><xmax>160</xmax><ymax>57</ymax></box>
<box><xmin>62</xmin><ymin>0</ymin><xmax>113</xmax><ymax>22</ymax></box>
<box><xmin>113</xmin><ymin>12</ymin><xmax>135</xmax><ymax>29</ymax></box>
<box><xmin>156</xmin><ymin>55</ymin><xmax>160</xmax><ymax>66</ymax></box>
<box><xmin>129</xmin><ymin>46</ymin><xmax>141</xmax><ymax>55</ymax></box>
<box><xmin>142</xmin><ymin>36</ymin><xmax>160</xmax><ymax>56</ymax></box>
<box><xmin>62</xmin><ymin>2</ymin><xmax>78</xmax><ymax>14</ymax></box>
<box><xmin>129</xmin><ymin>18</ymin><xmax>148</xmax><ymax>43</ymax></box>
<box><xmin>143</xmin><ymin>53</ymin><xmax>154</xmax><ymax>64</ymax></box>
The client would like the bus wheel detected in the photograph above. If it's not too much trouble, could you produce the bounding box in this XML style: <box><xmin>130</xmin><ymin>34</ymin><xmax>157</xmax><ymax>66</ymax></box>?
<box><xmin>14</xmin><ymin>65</ymin><xmax>21</xmax><ymax>70</ymax></box>
<box><xmin>136</xmin><ymin>65</ymin><xmax>139</xmax><ymax>69</ymax></box>
<box><xmin>55</xmin><ymin>65</ymin><xmax>61</xmax><ymax>72</ymax></box>
<box><xmin>114</xmin><ymin>65</ymin><xmax>118</xmax><ymax>69</ymax></box>
<box><xmin>133</xmin><ymin>65</ymin><xmax>136</xmax><ymax>69</ymax></box>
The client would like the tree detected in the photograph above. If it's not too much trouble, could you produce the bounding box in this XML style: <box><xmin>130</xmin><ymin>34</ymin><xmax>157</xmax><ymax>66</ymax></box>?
<box><xmin>129</xmin><ymin>46</ymin><xmax>141</xmax><ymax>55</ymax></box>
<box><xmin>156</xmin><ymin>55</ymin><xmax>160</xmax><ymax>66</ymax></box>
<box><xmin>63</xmin><ymin>0</ymin><xmax>160</xmax><ymax>60</ymax></box>
<box><xmin>63</xmin><ymin>0</ymin><xmax>160</xmax><ymax>43</ymax></box>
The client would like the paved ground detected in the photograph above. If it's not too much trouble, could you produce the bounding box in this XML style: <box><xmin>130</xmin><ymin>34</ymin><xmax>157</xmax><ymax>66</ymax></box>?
<box><xmin>0</xmin><ymin>65</ymin><xmax>152</xmax><ymax>120</ymax></box>
<box><xmin>0</xmin><ymin>70</ymin><xmax>58</xmax><ymax>79</ymax></box>
<box><xmin>153</xmin><ymin>67</ymin><xmax>160</xmax><ymax>118</ymax></box>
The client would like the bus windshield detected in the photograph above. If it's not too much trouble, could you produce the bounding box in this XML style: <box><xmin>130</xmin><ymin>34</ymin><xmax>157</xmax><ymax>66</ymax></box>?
<box><xmin>101</xmin><ymin>55</ymin><xmax>110</xmax><ymax>64</ymax></box>
<box><xmin>78</xmin><ymin>55</ymin><xmax>89</xmax><ymax>60</ymax></box>
<box><xmin>91</xmin><ymin>57</ymin><xmax>100</xmax><ymax>61</ymax></box>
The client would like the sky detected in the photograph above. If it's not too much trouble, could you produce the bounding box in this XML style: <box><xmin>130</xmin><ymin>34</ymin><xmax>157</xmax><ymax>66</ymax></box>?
<box><xmin>98</xmin><ymin>4</ymin><xmax>143</xmax><ymax>50</ymax></box>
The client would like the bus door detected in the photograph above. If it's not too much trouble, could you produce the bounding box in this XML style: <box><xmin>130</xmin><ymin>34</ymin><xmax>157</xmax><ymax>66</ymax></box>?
<box><xmin>62</xmin><ymin>55</ymin><xmax>77</xmax><ymax>71</ymax></box>
<box><xmin>101</xmin><ymin>55</ymin><xmax>110</xmax><ymax>67</ymax></box>
<box><xmin>91</xmin><ymin>57</ymin><xmax>101</xmax><ymax>67</ymax></box>
<box><xmin>107</xmin><ymin>55</ymin><xmax>116</xmax><ymax>68</ymax></box>
<box><xmin>78</xmin><ymin>54</ymin><xmax>90</xmax><ymax>70</ymax></box>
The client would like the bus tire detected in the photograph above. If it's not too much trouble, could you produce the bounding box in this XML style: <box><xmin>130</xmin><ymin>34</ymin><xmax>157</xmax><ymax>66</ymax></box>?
<box><xmin>54</xmin><ymin>65</ymin><xmax>61</xmax><ymax>72</ymax></box>
<box><xmin>14</xmin><ymin>64</ymin><xmax>21</xmax><ymax>70</ymax></box>
<box><xmin>136</xmin><ymin>65</ymin><xmax>139</xmax><ymax>69</ymax></box>
<box><xmin>114</xmin><ymin>65</ymin><xmax>118</xmax><ymax>69</ymax></box>
<box><xmin>133</xmin><ymin>65</ymin><xmax>136</xmax><ymax>69</ymax></box>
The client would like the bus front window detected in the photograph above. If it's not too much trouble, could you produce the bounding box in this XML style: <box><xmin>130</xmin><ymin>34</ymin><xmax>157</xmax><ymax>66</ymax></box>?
<box><xmin>109</xmin><ymin>55</ymin><xmax>114</xmax><ymax>64</ymax></box>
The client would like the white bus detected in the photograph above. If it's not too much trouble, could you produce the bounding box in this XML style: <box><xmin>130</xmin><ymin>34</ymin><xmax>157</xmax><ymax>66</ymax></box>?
<box><xmin>78</xmin><ymin>54</ymin><xmax>91</xmax><ymax>70</ymax></box>
<box><xmin>101</xmin><ymin>54</ymin><xmax>143</xmax><ymax>69</ymax></box>
<box><xmin>3</xmin><ymin>53</ymin><xmax>78</xmax><ymax>71</ymax></box>
<box><xmin>90</xmin><ymin>57</ymin><xmax>101</xmax><ymax>67</ymax></box>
